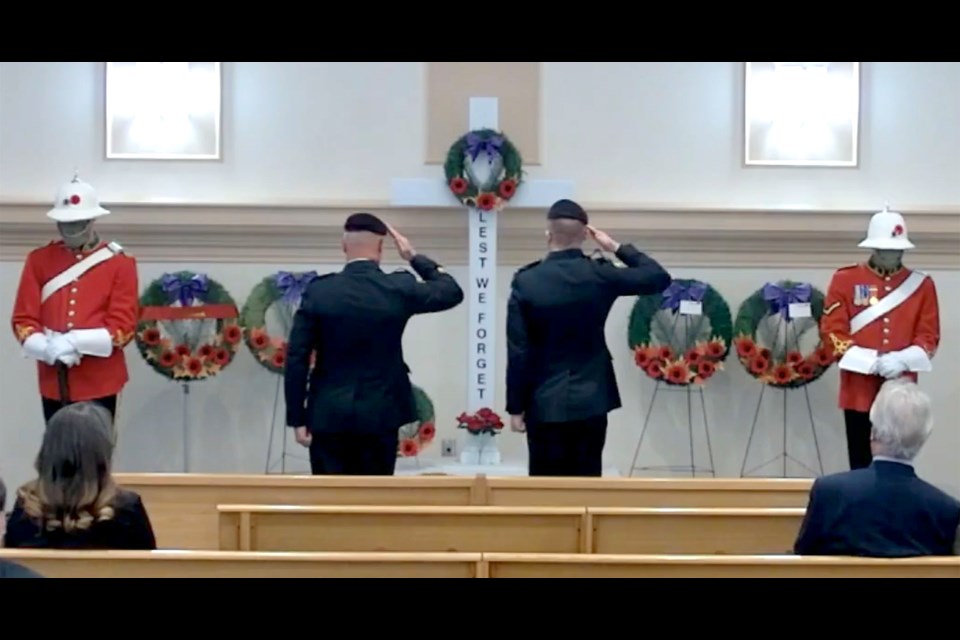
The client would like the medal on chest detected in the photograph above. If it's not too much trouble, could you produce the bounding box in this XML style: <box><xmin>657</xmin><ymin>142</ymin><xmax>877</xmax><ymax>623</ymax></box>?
<box><xmin>853</xmin><ymin>284</ymin><xmax>869</xmax><ymax>306</ymax></box>
<box><xmin>868</xmin><ymin>285</ymin><xmax>879</xmax><ymax>306</ymax></box>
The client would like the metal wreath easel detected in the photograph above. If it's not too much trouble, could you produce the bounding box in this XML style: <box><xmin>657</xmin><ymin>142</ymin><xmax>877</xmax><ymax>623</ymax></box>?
<box><xmin>739</xmin><ymin>310</ymin><xmax>825</xmax><ymax>478</ymax></box>
<box><xmin>629</xmin><ymin>310</ymin><xmax>716</xmax><ymax>477</ymax></box>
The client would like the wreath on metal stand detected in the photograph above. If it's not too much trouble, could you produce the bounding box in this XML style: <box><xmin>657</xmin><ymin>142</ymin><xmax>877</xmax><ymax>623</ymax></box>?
<box><xmin>135</xmin><ymin>270</ymin><xmax>241</xmax><ymax>472</ymax></box>
<box><xmin>626</xmin><ymin>278</ymin><xmax>733</xmax><ymax>477</ymax></box>
<box><xmin>734</xmin><ymin>280</ymin><xmax>831</xmax><ymax>478</ymax></box>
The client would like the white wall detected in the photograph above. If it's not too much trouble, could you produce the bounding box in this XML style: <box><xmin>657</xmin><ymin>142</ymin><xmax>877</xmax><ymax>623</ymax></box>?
<box><xmin>1</xmin><ymin>62</ymin><xmax>958</xmax><ymax>498</ymax></box>
<box><xmin>2</xmin><ymin>62</ymin><xmax>958</xmax><ymax>208</ymax></box>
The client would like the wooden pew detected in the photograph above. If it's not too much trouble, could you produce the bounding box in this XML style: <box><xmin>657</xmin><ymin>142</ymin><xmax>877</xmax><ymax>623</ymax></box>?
<box><xmin>218</xmin><ymin>505</ymin><xmax>588</xmax><ymax>553</ymax></box>
<box><xmin>483</xmin><ymin>477</ymin><xmax>813</xmax><ymax>508</ymax></box>
<box><xmin>588</xmin><ymin>507</ymin><xmax>805</xmax><ymax>554</ymax></box>
<box><xmin>113</xmin><ymin>473</ymin><xmax>483</xmax><ymax>549</ymax></box>
<box><xmin>483</xmin><ymin>553</ymin><xmax>960</xmax><ymax>578</ymax></box>
<box><xmin>0</xmin><ymin>549</ymin><xmax>483</xmax><ymax>578</ymax></box>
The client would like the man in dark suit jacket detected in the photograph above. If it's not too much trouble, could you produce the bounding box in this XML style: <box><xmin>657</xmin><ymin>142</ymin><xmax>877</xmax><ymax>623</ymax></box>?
<box><xmin>794</xmin><ymin>378</ymin><xmax>960</xmax><ymax>557</ymax></box>
<box><xmin>0</xmin><ymin>477</ymin><xmax>44</xmax><ymax>578</ymax></box>
<box><xmin>506</xmin><ymin>199</ymin><xmax>673</xmax><ymax>477</ymax></box>
<box><xmin>284</xmin><ymin>213</ymin><xmax>464</xmax><ymax>475</ymax></box>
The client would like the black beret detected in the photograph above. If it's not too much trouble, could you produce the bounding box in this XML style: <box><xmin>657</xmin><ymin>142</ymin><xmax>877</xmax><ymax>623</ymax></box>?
<box><xmin>344</xmin><ymin>212</ymin><xmax>388</xmax><ymax>236</ymax></box>
<box><xmin>547</xmin><ymin>199</ymin><xmax>588</xmax><ymax>224</ymax></box>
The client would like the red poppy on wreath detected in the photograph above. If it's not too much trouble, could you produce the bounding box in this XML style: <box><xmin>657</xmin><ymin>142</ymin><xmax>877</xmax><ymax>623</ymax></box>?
<box><xmin>449</xmin><ymin>177</ymin><xmax>468</xmax><ymax>194</ymax></box>
<box><xmin>159</xmin><ymin>350</ymin><xmax>177</xmax><ymax>368</ymax></box>
<box><xmin>498</xmin><ymin>179</ymin><xmax>517</xmax><ymax>198</ymax></box>
<box><xmin>632</xmin><ymin>338</ymin><xmax>728</xmax><ymax>387</ymax></box>
<box><xmin>214</xmin><ymin>348</ymin><xmax>230</xmax><ymax>366</ymax></box>
<box><xmin>419</xmin><ymin>422</ymin><xmax>436</xmax><ymax>442</ymax></box>
<box><xmin>476</xmin><ymin>193</ymin><xmax>497</xmax><ymax>210</ymax></box>
<box><xmin>186</xmin><ymin>357</ymin><xmax>204</xmax><ymax>376</ymax></box>
<box><xmin>400</xmin><ymin>439</ymin><xmax>419</xmax><ymax>456</ymax></box>
<box><xmin>223</xmin><ymin>325</ymin><xmax>242</xmax><ymax>344</ymax></box>
<box><xmin>175</xmin><ymin>344</ymin><xmax>191</xmax><ymax>358</ymax></box>
<box><xmin>142</xmin><ymin>328</ymin><xmax>161</xmax><ymax>346</ymax></box>
<box><xmin>198</xmin><ymin>344</ymin><xmax>214</xmax><ymax>359</ymax></box>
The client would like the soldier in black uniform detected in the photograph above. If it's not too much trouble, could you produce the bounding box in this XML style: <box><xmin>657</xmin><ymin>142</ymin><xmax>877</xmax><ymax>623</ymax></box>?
<box><xmin>506</xmin><ymin>199</ymin><xmax>673</xmax><ymax>477</ymax></box>
<box><xmin>284</xmin><ymin>213</ymin><xmax>464</xmax><ymax>475</ymax></box>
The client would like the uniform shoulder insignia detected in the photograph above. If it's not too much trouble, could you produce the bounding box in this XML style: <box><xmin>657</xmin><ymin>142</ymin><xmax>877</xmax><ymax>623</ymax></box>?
<box><xmin>107</xmin><ymin>241</ymin><xmax>125</xmax><ymax>254</ymax></box>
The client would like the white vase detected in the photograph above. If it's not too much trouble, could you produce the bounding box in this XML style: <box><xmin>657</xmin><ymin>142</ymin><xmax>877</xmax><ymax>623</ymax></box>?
<box><xmin>458</xmin><ymin>431</ymin><xmax>501</xmax><ymax>466</ymax></box>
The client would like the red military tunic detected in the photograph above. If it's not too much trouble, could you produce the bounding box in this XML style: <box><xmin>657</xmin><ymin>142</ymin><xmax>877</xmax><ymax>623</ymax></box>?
<box><xmin>11</xmin><ymin>239</ymin><xmax>139</xmax><ymax>402</ymax></box>
<box><xmin>819</xmin><ymin>261</ymin><xmax>940</xmax><ymax>413</ymax></box>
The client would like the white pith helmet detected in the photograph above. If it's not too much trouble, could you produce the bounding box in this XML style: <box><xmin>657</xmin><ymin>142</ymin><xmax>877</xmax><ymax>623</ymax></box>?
<box><xmin>858</xmin><ymin>204</ymin><xmax>914</xmax><ymax>250</ymax></box>
<box><xmin>46</xmin><ymin>171</ymin><xmax>110</xmax><ymax>223</ymax></box>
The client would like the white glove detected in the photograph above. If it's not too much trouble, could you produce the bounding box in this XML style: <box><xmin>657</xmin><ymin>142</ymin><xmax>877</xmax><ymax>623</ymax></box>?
<box><xmin>876</xmin><ymin>353</ymin><xmax>909</xmax><ymax>378</ymax></box>
<box><xmin>59</xmin><ymin>351</ymin><xmax>82</xmax><ymax>367</ymax></box>
<box><xmin>65</xmin><ymin>328</ymin><xmax>113</xmax><ymax>357</ymax></box>
<box><xmin>22</xmin><ymin>332</ymin><xmax>55</xmax><ymax>364</ymax></box>
<box><xmin>45</xmin><ymin>332</ymin><xmax>79</xmax><ymax>364</ymax></box>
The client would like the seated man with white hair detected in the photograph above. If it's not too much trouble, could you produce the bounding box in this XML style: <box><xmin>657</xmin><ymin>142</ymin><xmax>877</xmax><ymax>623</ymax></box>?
<box><xmin>793</xmin><ymin>378</ymin><xmax>960</xmax><ymax>557</ymax></box>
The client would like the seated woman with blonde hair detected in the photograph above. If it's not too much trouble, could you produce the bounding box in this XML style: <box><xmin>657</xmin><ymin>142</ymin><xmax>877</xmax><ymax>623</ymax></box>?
<box><xmin>3</xmin><ymin>402</ymin><xmax>156</xmax><ymax>549</ymax></box>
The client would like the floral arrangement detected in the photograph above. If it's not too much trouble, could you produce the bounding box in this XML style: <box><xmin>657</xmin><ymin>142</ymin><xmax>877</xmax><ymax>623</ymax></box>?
<box><xmin>135</xmin><ymin>271</ymin><xmax>241</xmax><ymax>381</ymax></box>
<box><xmin>444</xmin><ymin>128</ymin><xmax>523</xmax><ymax>211</ymax></box>
<box><xmin>455</xmin><ymin>408</ymin><xmax>505</xmax><ymax>436</ymax></box>
<box><xmin>732</xmin><ymin>280</ymin><xmax>833</xmax><ymax>389</ymax></box>
<box><xmin>627</xmin><ymin>278</ymin><xmax>733</xmax><ymax>386</ymax></box>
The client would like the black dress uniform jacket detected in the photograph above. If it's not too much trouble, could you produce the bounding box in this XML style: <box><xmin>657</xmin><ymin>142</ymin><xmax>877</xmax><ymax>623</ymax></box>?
<box><xmin>284</xmin><ymin>255</ymin><xmax>463</xmax><ymax>471</ymax></box>
<box><xmin>506</xmin><ymin>244</ymin><xmax>671</xmax><ymax>425</ymax></box>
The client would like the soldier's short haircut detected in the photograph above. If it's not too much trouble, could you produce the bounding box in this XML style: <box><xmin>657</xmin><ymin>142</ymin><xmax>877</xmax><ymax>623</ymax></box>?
<box><xmin>548</xmin><ymin>218</ymin><xmax>586</xmax><ymax>248</ymax></box>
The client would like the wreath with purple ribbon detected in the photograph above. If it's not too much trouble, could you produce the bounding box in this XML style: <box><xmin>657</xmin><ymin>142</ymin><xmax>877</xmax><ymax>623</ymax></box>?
<box><xmin>239</xmin><ymin>270</ymin><xmax>319</xmax><ymax>375</ymax></box>
<box><xmin>732</xmin><ymin>280</ymin><xmax>832</xmax><ymax>389</ymax></box>
<box><xmin>444</xmin><ymin>128</ymin><xmax>523</xmax><ymax>211</ymax></box>
<box><xmin>135</xmin><ymin>271</ymin><xmax>242</xmax><ymax>382</ymax></box>
<box><xmin>627</xmin><ymin>278</ymin><xmax>733</xmax><ymax>386</ymax></box>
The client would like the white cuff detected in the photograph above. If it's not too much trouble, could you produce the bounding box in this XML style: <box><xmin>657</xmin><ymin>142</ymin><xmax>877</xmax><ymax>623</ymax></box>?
<box><xmin>66</xmin><ymin>328</ymin><xmax>114</xmax><ymax>357</ymax></box>
<box><xmin>898</xmin><ymin>345</ymin><xmax>933</xmax><ymax>372</ymax></box>
<box><xmin>22</xmin><ymin>332</ymin><xmax>51</xmax><ymax>362</ymax></box>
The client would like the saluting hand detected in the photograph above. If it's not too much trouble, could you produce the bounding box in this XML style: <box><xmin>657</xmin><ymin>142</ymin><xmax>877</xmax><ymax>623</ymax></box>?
<box><xmin>386</xmin><ymin>223</ymin><xmax>417</xmax><ymax>261</ymax></box>
<box><xmin>586</xmin><ymin>225</ymin><xmax>620</xmax><ymax>253</ymax></box>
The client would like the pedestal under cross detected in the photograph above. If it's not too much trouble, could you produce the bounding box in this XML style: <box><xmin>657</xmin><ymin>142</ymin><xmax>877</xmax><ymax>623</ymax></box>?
<box><xmin>391</xmin><ymin>96</ymin><xmax>574</xmax><ymax>465</ymax></box>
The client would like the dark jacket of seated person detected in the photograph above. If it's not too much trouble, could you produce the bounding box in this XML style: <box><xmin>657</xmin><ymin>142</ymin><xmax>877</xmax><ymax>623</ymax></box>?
<box><xmin>794</xmin><ymin>379</ymin><xmax>960</xmax><ymax>557</ymax></box>
<box><xmin>2</xmin><ymin>401</ymin><xmax>157</xmax><ymax>551</ymax></box>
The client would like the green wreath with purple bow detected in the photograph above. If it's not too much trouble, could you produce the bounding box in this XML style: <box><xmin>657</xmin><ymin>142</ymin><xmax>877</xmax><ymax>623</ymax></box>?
<box><xmin>627</xmin><ymin>278</ymin><xmax>733</xmax><ymax>386</ymax></box>
<box><xmin>136</xmin><ymin>271</ymin><xmax>242</xmax><ymax>381</ymax></box>
<box><xmin>444</xmin><ymin>128</ymin><xmax>523</xmax><ymax>211</ymax></box>
<box><xmin>240</xmin><ymin>270</ymin><xmax>318</xmax><ymax>375</ymax></box>
<box><xmin>732</xmin><ymin>280</ymin><xmax>833</xmax><ymax>389</ymax></box>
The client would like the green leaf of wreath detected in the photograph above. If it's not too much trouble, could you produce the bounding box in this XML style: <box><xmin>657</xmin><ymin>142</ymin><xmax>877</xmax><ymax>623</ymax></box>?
<box><xmin>627</xmin><ymin>278</ymin><xmax>733</xmax><ymax>386</ymax></box>
<box><xmin>732</xmin><ymin>280</ymin><xmax>833</xmax><ymax>389</ymax></box>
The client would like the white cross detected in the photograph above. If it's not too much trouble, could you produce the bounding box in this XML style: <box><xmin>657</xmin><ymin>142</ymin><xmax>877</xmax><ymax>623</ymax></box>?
<box><xmin>391</xmin><ymin>97</ymin><xmax>574</xmax><ymax>465</ymax></box>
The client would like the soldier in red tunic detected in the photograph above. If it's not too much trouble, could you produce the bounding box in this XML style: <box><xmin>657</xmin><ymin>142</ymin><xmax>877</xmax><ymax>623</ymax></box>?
<box><xmin>11</xmin><ymin>173</ymin><xmax>139</xmax><ymax>423</ymax></box>
<box><xmin>820</xmin><ymin>206</ymin><xmax>940</xmax><ymax>470</ymax></box>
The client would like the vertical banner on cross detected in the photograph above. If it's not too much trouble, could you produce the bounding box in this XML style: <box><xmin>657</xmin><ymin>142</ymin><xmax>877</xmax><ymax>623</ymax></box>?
<box><xmin>390</xmin><ymin>95</ymin><xmax>574</xmax><ymax>468</ymax></box>
<box><xmin>464</xmin><ymin>97</ymin><xmax>500</xmax><ymax>464</ymax></box>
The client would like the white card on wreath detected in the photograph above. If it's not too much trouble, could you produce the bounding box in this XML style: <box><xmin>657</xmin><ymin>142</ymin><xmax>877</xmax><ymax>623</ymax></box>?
<box><xmin>679</xmin><ymin>300</ymin><xmax>703</xmax><ymax>316</ymax></box>
<box><xmin>789</xmin><ymin>302</ymin><xmax>812</xmax><ymax>319</ymax></box>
